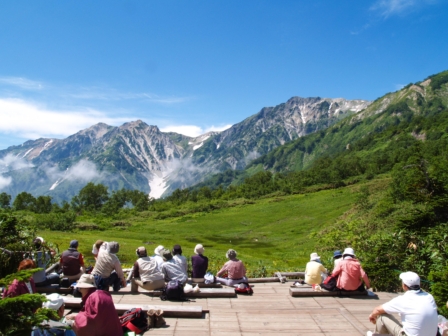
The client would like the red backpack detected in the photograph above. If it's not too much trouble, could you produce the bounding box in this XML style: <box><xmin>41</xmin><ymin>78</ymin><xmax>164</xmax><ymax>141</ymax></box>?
<box><xmin>234</xmin><ymin>282</ymin><xmax>253</xmax><ymax>295</ymax></box>
<box><xmin>119</xmin><ymin>308</ymin><xmax>149</xmax><ymax>333</ymax></box>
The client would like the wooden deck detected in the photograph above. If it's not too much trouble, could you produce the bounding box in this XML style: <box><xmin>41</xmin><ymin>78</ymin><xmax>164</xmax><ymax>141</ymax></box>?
<box><xmin>63</xmin><ymin>282</ymin><xmax>400</xmax><ymax>335</ymax></box>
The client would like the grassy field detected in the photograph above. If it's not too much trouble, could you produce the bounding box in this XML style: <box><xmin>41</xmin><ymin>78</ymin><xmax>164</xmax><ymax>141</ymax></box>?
<box><xmin>40</xmin><ymin>186</ymin><xmax>358</xmax><ymax>277</ymax></box>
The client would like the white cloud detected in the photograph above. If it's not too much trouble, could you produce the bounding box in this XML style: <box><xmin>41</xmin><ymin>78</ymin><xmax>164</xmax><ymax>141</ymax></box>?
<box><xmin>204</xmin><ymin>124</ymin><xmax>232</xmax><ymax>133</ymax></box>
<box><xmin>0</xmin><ymin>175</ymin><xmax>12</xmax><ymax>189</ymax></box>
<box><xmin>0</xmin><ymin>76</ymin><xmax>44</xmax><ymax>90</ymax></box>
<box><xmin>161</xmin><ymin>124</ymin><xmax>231</xmax><ymax>137</ymax></box>
<box><xmin>161</xmin><ymin>125</ymin><xmax>203</xmax><ymax>137</ymax></box>
<box><xmin>370</xmin><ymin>0</ymin><xmax>436</xmax><ymax>18</ymax></box>
<box><xmin>0</xmin><ymin>98</ymin><xmax>131</xmax><ymax>139</ymax></box>
<box><xmin>0</xmin><ymin>154</ymin><xmax>34</xmax><ymax>171</ymax></box>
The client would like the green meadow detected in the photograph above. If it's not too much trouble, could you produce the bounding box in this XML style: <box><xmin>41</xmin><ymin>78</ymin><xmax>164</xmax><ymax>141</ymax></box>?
<box><xmin>40</xmin><ymin>186</ymin><xmax>357</xmax><ymax>277</ymax></box>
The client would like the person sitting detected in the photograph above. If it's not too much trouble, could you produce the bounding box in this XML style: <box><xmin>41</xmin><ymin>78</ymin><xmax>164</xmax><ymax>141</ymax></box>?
<box><xmin>2</xmin><ymin>259</ymin><xmax>37</xmax><ymax>298</ymax></box>
<box><xmin>91</xmin><ymin>241</ymin><xmax>125</xmax><ymax>291</ymax></box>
<box><xmin>60</xmin><ymin>240</ymin><xmax>85</xmax><ymax>281</ymax></box>
<box><xmin>31</xmin><ymin>293</ymin><xmax>76</xmax><ymax>336</ymax></box>
<box><xmin>331</xmin><ymin>247</ymin><xmax>370</xmax><ymax>291</ymax></box>
<box><xmin>333</xmin><ymin>250</ymin><xmax>343</xmax><ymax>269</ymax></box>
<box><xmin>305</xmin><ymin>252</ymin><xmax>327</xmax><ymax>285</ymax></box>
<box><xmin>191</xmin><ymin>244</ymin><xmax>208</xmax><ymax>279</ymax></box>
<box><xmin>216</xmin><ymin>249</ymin><xmax>248</xmax><ymax>287</ymax></box>
<box><xmin>153</xmin><ymin>245</ymin><xmax>165</xmax><ymax>271</ymax></box>
<box><xmin>367</xmin><ymin>272</ymin><xmax>438</xmax><ymax>336</ymax></box>
<box><xmin>66</xmin><ymin>274</ymin><xmax>123</xmax><ymax>336</ymax></box>
<box><xmin>130</xmin><ymin>246</ymin><xmax>165</xmax><ymax>292</ymax></box>
<box><xmin>32</xmin><ymin>237</ymin><xmax>60</xmax><ymax>287</ymax></box>
<box><xmin>172</xmin><ymin>244</ymin><xmax>188</xmax><ymax>276</ymax></box>
<box><xmin>160</xmin><ymin>249</ymin><xmax>188</xmax><ymax>284</ymax></box>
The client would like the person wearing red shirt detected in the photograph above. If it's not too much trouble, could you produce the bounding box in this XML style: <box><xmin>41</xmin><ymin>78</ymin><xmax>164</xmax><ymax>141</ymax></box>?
<box><xmin>2</xmin><ymin>259</ymin><xmax>37</xmax><ymax>298</ymax></box>
<box><xmin>331</xmin><ymin>247</ymin><xmax>370</xmax><ymax>291</ymax></box>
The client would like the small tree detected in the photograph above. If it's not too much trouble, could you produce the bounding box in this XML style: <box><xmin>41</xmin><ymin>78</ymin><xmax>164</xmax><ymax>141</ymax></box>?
<box><xmin>0</xmin><ymin>192</ymin><xmax>11</xmax><ymax>209</ymax></box>
<box><xmin>12</xmin><ymin>192</ymin><xmax>36</xmax><ymax>211</ymax></box>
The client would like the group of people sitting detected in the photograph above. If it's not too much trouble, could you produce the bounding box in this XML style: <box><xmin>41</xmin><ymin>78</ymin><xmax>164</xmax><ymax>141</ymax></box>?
<box><xmin>304</xmin><ymin>247</ymin><xmax>439</xmax><ymax>336</ymax></box>
<box><xmin>304</xmin><ymin>247</ymin><xmax>370</xmax><ymax>291</ymax></box>
<box><xmin>2</xmin><ymin>237</ymin><xmax>441</xmax><ymax>336</ymax></box>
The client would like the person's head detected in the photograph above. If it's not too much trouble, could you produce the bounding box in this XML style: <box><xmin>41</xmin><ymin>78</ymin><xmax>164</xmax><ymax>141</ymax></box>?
<box><xmin>226</xmin><ymin>249</ymin><xmax>237</xmax><ymax>260</ymax></box>
<box><xmin>172</xmin><ymin>244</ymin><xmax>182</xmax><ymax>256</ymax></box>
<box><xmin>43</xmin><ymin>293</ymin><xmax>65</xmax><ymax>319</ymax></box>
<box><xmin>161</xmin><ymin>249</ymin><xmax>173</xmax><ymax>261</ymax></box>
<box><xmin>94</xmin><ymin>240</ymin><xmax>104</xmax><ymax>251</ymax></box>
<box><xmin>400</xmin><ymin>271</ymin><xmax>421</xmax><ymax>291</ymax></box>
<box><xmin>342</xmin><ymin>247</ymin><xmax>355</xmax><ymax>259</ymax></box>
<box><xmin>108</xmin><ymin>241</ymin><xmax>119</xmax><ymax>254</ymax></box>
<box><xmin>154</xmin><ymin>245</ymin><xmax>164</xmax><ymax>256</ymax></box>
<box><xmin>18</xmin><ymin>259</ymin><xmax>36</xmax><ymax>271</ymax></box>
<box><xmin>136</xmin><ymin>246</ymin><xmax>147</xmax><ymax>258</ymax></box>
<box><xmin>310</xmin><ymin>252</ymin><xmax>321</xmax><ymax>262</ymax></box>
<box><xmin>75</xmin><ymin>274</ymin><xmax>96</xmax><ymax>297</ymax></box>
<box><xmin>69</xmin><ymin>240</ymin><xmax>79</xmax><ymax>249</ymax></box>
<box><xmin>333</xmin><ymin>250</ymin><xmax>342</xmax><ymax>260</ymax></box>
<box><xmin>194</xmin><ymin>244</ymin><xmax>204</xmax><ymax>255</ymax></box>
<box><xmin>33</xmin><ymin>237</ymin><xmax>44</xmax><ymax>250</ymax></box>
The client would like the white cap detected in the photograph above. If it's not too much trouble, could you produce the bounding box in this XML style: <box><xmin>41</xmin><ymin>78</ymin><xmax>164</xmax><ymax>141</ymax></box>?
<box><xmin>154</xmin><ymin>245</ymin><xmax>164</xmax><ymax>256</ymax></box>
<box><xmin>399</xmin><ymin>271</ymin><xmax>420</xmax><ymax>287</ymax></box>
<box><xmin>310</xmin><ymin>252</ymin><xmax>321</xmax><ymax>261</ymax></box>
<box><xmin>342</xmin><ymin>247</ymin><xmax>355</xmax><ymax>256</ymax></box>
<box><xmin>42</xmin><ymin>293</ymin><xmax>64</xmax><ymax>310</ymax></box>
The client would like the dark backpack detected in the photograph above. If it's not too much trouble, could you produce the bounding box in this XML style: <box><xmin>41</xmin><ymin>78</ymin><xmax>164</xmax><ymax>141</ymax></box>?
<box><xmin>234</xmin><ymin>282</ymin><xmax>253</xmax><ymax>295</ymax></box>
<box><xmin>321</xmin><ymin>275</ymin><xmax>337</xmax><ymax>291</ymax></box>
<box><xmin>161</xmin><ymin>280</ymin><xmax>184</xmax><ymax>301</ymax></box>
<box><xmin>119</xmin><ymin>308</ymin><xmax>149</xmax><ymax>333</ymax></box>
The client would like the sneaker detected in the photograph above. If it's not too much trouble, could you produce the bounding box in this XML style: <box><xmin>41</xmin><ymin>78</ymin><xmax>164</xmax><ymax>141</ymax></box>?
<box><xmin>366</xmin><ymin>331</ymin><xmax>373</xmax><ymax>336</ymax></box>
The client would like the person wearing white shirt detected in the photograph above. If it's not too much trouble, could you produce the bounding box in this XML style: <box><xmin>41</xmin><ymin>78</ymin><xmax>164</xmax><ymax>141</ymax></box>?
<box><xmin>153</xmin><ymin>245</ymin><xmax>165</xmax><ymax>271</ymax></box>
<box><xmin>366</xmin><ymin>271</ymin><xmax>438</xmax><ymax>336</ymax></box>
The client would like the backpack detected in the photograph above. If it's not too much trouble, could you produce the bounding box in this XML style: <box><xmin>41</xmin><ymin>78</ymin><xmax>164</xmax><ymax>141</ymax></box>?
<box><xmin>161</xmin><ymin>280</ymin><xmax>185</xmax><ymax>301</ymax></box>
<box><xmin>119</xmin><ymin>308</ymin><xmax>149</xmax><ymax>333</ymax></box>
<box><xmin>234</xmin><ymin>282</ymin><xmax>253</xmax><ymax>295</ymax></box>
<box><xmin>321</xmin><ymin>274</ymin><xmax>337</xmax><ymax>291</ymax></box>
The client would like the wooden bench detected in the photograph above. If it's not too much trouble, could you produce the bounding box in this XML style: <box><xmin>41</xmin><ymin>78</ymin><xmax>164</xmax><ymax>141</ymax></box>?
<box><xmin>63</xmin><ymin>298</ymin><xmax>203</xmax><ymax>318</ymax></box>
<box><xmin>36</xmin><ymin>285</ymin><xmax>72</xmax><ymax>294</ymax></box>
<box><xmin>136</xmin><ymin>287</ymin><xmax>236</xmax><ymax>298</ymax></box>
<box><xmin>290</xmin><ymin>287</ymin><xmax>369</xmax><ymax>297</ymax></box>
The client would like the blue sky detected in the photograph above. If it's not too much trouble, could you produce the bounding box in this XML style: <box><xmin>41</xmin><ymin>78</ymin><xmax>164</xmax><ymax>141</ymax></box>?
<box><xmin>0</xmin><ymin>0</ymin><xmax>447</xmax><ymax>149</ymax></box>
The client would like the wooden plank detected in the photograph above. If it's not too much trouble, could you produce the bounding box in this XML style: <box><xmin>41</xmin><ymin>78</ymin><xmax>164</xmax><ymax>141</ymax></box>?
<box><xmin>247</xmin><ymin>277</ymin><xmax>281</xmax><ymax>283</ymax></box>
<box><xmin>289</xmin><ymin>287</ymin><xmax>368</xmax><ymax>297</ymax></box>
<box><xmin>280</xmin><ymin>272</ymin><xmax>305</xmax><ymax>277</ymax></box>
<box><xmin>63</xmin><ymin>298</ymin><xmax>203</xmax><ymax>318</ymax></box>
<box><xmin>139</xmin><ymin>288</ymin><xmax>235</xmax><ymax>298</ymax></box>
<box><xmin>36</xmin><ymin>285</ymin><xmax>72</xmax><ymax>294</ymax></box>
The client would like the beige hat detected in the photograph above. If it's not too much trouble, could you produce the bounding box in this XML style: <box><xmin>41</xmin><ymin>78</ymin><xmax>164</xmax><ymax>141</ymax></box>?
<box><xmin>194</xmin><ymin>244</ymin><xmax>204</xmax><ymax>255</ymax></box>
<box><xmin>310</xmin><ymin>252</ymin><xmax>321</xmax><ymax>261</ymax></box>
<box><xmin>75</xmin><ymin>274</ymin><xmax>96</xmax><ymax>288</ymax></box>
<box><xmin>42</xmin><ymin>293</ymin><xmax>64</xmax><ymax>310</ymax></box>
<box><xmin>154</xmin><ymin>245</ymin><xmax>164</xmax><ymax>256</ymax></box>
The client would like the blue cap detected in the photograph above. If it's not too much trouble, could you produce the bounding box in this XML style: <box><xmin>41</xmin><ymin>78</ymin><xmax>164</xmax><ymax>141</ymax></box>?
<box><xmin>333</xmin><ymin>250</ymin><xmax>342</xmax><ymax>258</ymax></box>
<box><xmin>69</xmin><ymin>240</ymin><xmax>79</xmax><ymax>248</ymax></box>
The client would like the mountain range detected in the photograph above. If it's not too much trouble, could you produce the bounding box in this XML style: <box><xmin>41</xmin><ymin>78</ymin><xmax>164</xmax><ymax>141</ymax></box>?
<box><xmin>0</xmin><ymin>97</ymin><xmax>369</xmax><ymax>201</ymax></box>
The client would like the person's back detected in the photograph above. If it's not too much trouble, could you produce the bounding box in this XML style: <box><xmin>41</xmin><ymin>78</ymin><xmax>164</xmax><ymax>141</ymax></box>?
<box><xmin>161</xmin><ymin>259</ymin><xmax>188</xmax><ymax>284</ymax></box>
<box><xmin>60</xmin><ymin>240</ymin><xmax>84</xmax><ymax>279</ymax></box>
<box><xmin>92</xmin><ymin>249</ymin><xmax>116</xmax><ymax>278</ymax></box>
<box><xmin>191</xmin><ymin>254</ymin><xmax>208</xmax><ymax>278</ymax></box>
<box><xmin>383</xmin><ymin>290</ymin><xmax>438</xmax><ymax>336</ymax></box>
<box><xmin>305</xmin><ymin>254</ymin><xmax>327</xmax><ymax>285</ymax></box>
<box><xmin>137</xmin><ymin>257</ymin><xmax>162</xmax><ymax>282</ymax></box>
<box><xmin>333</xmin><ymin>258</ymin><xmax>366</xmax><ymax>290</ymax></box>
